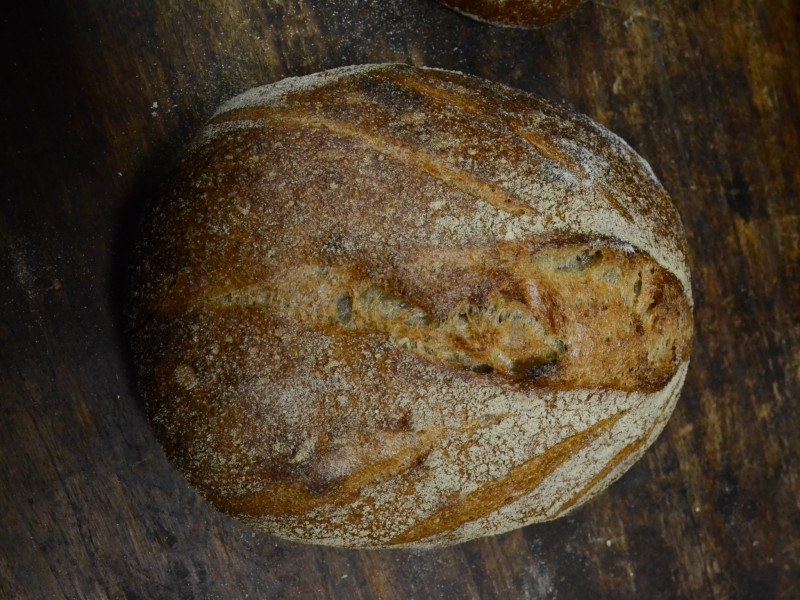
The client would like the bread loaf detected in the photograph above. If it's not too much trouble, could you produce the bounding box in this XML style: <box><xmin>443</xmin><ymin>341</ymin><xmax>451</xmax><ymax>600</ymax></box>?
<box><xmin>129</xmin><ymin>64</ymin><xmax>693</xmax><ymax>548</ymax></box>
<box><xmin>439</xmin><ymin>0</ymin><xmax>585</xmax><ymax>28</ymax></box>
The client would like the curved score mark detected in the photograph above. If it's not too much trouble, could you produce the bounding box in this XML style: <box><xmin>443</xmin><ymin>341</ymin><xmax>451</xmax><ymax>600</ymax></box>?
<box><xmin>388</xmin><ymin>70</ymin><xmax>637</xmax><ymax>224</ymax></box>
<box><xmin>389</xmin><ymin>408</ymin><xmax>627</xmax><ymax>546</ymax></box>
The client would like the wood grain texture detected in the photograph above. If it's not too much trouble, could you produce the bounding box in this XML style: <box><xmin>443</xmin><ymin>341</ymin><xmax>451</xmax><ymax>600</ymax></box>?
<box><xmin>1</xmin><ymin>0</ymin><xmax>798</xmax><ymax>597</ymax></box>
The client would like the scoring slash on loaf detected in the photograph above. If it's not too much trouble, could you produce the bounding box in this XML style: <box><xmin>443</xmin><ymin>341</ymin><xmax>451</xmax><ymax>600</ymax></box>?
<box><xmin>438</xmin><ymin>0</ymin><xmax>586</xmax><ymax>28</ymax></box>
<box><xmin>128</xmin><ymin>64</ymin><xmax>693</xmax><ymax>548</ymax></box>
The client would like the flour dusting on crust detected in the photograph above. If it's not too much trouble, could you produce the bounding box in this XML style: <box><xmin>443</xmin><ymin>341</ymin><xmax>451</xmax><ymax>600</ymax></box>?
<box><xmin>130</xmin><ymin>64</ymin><xmax>693</xmax><ymax>548</ymax></box>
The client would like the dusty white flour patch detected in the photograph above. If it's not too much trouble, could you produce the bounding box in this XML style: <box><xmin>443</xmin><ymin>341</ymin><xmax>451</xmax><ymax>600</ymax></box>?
<box><xmin>215</xmin><ymin>64</ymin><xmax>387</xmax><ymax>116</ymax></box>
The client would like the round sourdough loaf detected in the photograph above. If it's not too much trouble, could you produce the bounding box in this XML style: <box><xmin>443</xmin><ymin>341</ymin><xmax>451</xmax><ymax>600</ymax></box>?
<box><xmin>128</xmin><ymin>64</ymin><xmax>693</xmax><ymax>548</ymax></box>
<box><xmin>438</xmin><ymin>0</ymin><xmax>585</xmax><ymax>28</ymax></box>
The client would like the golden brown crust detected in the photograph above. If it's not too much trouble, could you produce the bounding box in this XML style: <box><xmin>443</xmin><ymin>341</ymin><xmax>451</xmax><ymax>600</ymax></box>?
<box><xmin>438</xmin><ymin>0</ymin><xmax>585</xmax><ymax>28</ymax></box>
<box><xmin>129</xmin><ymin>65</ymin><xmax>693</xmax><ymax>548</ymax></box>
<box><xmin>200</xmin><ymin>240</ymin><xmax>689</xmax><ymax>392</ymax></box>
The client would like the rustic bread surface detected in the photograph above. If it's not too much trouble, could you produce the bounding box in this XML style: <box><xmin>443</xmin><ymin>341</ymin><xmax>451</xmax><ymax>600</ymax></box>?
<box><xmin>129</xmin><ymin>64</ymin><xmax>693</xmax><ymax>548</ymax></box>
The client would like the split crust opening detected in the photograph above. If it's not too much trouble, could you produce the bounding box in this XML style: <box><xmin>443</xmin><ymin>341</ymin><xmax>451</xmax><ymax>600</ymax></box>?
<box><xmin>209</xmin><ymin>240</ymin><xmax>692</xmax><ymax>393</ymax></box>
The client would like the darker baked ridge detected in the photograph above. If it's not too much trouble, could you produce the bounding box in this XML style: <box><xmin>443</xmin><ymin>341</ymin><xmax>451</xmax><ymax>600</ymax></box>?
<box><xmin>131</xmin><ymin>233</ymin><xmax>692</xmax><ymax>395</ymax></box>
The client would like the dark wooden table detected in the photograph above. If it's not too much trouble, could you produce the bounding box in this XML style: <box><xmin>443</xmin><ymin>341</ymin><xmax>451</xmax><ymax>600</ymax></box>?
<box><xmin>3</xmin><ymin>0</ymin><xmax>799</xmax><ymax>597</ymax></box>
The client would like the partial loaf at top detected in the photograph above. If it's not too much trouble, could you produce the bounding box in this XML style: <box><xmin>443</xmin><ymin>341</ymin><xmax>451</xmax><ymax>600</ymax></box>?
<box><xmin>438</xmin><ymin>0</ymin><xmax>586</xmax><ymax>28</ymax></box>
<box><xmin>128</xmin><ymin>64</ymin><xmax>693</xmax><ymax>548</ymax></box>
